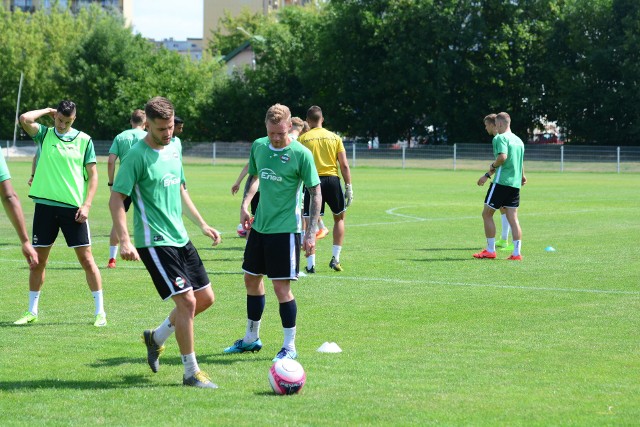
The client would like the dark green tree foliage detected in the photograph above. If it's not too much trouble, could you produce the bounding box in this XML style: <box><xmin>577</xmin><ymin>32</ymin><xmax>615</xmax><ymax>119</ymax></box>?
<box><xmin>0</xmin><ymin>6</ymin><xmax>89</xmax><ymax>138</ymax></box>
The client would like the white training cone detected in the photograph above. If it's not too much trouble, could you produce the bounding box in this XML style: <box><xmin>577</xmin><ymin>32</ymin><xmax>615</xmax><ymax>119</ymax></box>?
<box><xmin>317</xmin><ymin>342</ymin><xmax>342</xmax><ymax>353</ymax></box>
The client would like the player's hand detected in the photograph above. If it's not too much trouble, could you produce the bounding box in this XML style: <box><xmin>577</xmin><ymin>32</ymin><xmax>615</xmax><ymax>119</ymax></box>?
<box><xmin>240</xmin><ymin>207</ymin><xmax>252</xmax><ymax>230</ymax></box>
<box><xmin>344</xmin><ymin>184</ymin><xmax>353</xmax><ymax>208</ymax></box>
<box><xmin>231</xmin><ymin>183</ymin><xmax>240</xmax><ymax>195</ymax></box>
<box><xmin>477</xmin><ymin>175</ymin><xmax>489</xmax><ymax>186</ymax></box>
<box><xmin>522</xmin><ymin>175</ymin><xmax>527</xmax><ymax>186</ymax></box>
<box><xmin>27</xmin><ymin>177</ymin><xmax>33</xmax><ymax>187</ymax></box>
<box><xmin>22</xmin><ymin>242</ymin><xmax>38</xmax><ymax>270</ymax></box>
<box><xmin>303</xmin><ymin>232</ymin><xmax>316</xmax><ymax>258</ymax></box>
<box><xmin>202</xmin><ymin>225</ymin><xmax>222</xmax><ymax>246</ymax></box>
<box><xmin>75</xmin><ymin>205</ymin><xmax>90</xmax><ymax>223</ymax></box>
<box><xmin>119</xmin><ymin>241</ymin><xmax>140</xmax><ymax>261</ymax></box>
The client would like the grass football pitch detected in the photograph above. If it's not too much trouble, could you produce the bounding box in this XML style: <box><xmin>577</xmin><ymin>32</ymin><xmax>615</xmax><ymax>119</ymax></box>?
<box><xmin>0</xmin><ymin>160</ymin><xmax>638</xmax><ymax>426</ymax></box>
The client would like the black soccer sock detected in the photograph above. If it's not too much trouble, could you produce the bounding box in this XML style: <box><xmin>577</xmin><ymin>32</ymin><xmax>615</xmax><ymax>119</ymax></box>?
<box><xmin>279</xmin><ymin>299</ymin><xmax>297</xmax><ymax>328</ymax></box>
<box><xmin>247</xmin><ymin>294</ymin><xmax>265</xmax><ymax>321</ymax></box>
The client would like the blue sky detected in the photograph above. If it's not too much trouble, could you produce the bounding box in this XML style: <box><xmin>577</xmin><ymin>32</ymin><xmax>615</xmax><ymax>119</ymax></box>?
<box><xmin>131</xmin><ymin>0</ymin><xmax>203</xmax><ymax>40</ymax></box>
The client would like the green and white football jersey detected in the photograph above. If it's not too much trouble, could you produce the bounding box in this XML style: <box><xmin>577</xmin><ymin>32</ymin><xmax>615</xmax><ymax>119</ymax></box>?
<box><xmin>113</xmin><ymin>140</ymin><xmax>188</xmax><ymax>247</ymax></box>
<box><xmin>248</xmin><ymin>138</ymin><xmax>320</xmax><ymax>234</ymax></box>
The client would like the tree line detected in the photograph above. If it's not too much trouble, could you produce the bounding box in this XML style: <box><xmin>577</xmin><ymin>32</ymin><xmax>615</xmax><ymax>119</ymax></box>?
<box><xmin>1</xmin><ymin>0</ymin><xmax>638</xmax><ymax>146</ymax></box>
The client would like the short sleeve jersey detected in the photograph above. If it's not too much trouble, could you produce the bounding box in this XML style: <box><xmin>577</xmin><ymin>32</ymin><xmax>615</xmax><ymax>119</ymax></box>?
<box><xmin>248</xmin><ymin>137</ymin><xmax>320</xmax><ymax>234</ymax></box>
<box><xmin>298</xmin><ymin>127</ymin><xmax>345</xmax><ymax>177</ymax></box>
<box><xmin>112</xmin><ymin>139</ymin><xmax>188</xmax><ymax>248</ymax></box>
<box><xmin>109</xmin><ymin>128</ymin><xmax>146</xmax><ymax>160</ymax></box>
<box><xmin>492</xmin><ymin>131</ymin><xmax>525</xmax><ymax>189</ymax></box>
<box><xmin>0</xmin><ymin>149</ymin><xmax>10</xmax><ymax>183</ymax></box>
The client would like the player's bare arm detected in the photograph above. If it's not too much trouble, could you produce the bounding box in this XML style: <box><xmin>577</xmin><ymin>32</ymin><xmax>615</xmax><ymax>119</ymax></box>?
<box><xmin>231</xmin><ymin>163</ymin><xmax>250</xmax><ymax>195</ymax></box>
<box><xmin>180</xmin><ymin>184</ymin><xmax>221</xmax><ymax>246</ymax></box>
<box><xmin>109</xmin><ymin>190</ymin><xmax>139</xmax><ymax>261</ymax></box>
<box><xmin>107</xmin><ymin>153</ymin><xmax>118</xmax><ymax>186</ymax></box>
<box><xmin>304</xmin><ymin>184</ymin><xmax>321</xmax><ymax>256</ymax></box>
<box><xmin>240</xmin><ymin>174</ymin><xmax>259</xmax><ymax>228</ymax></box>
<box><xmin>0</xmin><ymin>179</ymin><xmax>38</xmax><ymax>268</ymax></box>
<box><xmin>76</xmin><ymin>162</ymin><xmax>98</xmax><ymax>223</ymax></box>
<box><xmin>19</xmin><ymin>108</ymin><xmax>56</xmax><ymax>137</ymax></box>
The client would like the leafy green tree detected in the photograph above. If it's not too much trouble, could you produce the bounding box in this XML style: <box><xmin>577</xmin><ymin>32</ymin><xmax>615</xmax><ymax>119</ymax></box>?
<box><xmin>0</xmin><ymin>6</ymin><xmax>89</xmax><ymax>139</ymax></box>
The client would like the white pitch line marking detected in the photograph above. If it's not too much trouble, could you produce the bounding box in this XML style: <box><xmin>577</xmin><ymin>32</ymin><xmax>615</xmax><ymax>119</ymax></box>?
<box><xmin>323</xmin><ymin>275</ymin><xmax>640</xmax><ymax>295</ymax></box>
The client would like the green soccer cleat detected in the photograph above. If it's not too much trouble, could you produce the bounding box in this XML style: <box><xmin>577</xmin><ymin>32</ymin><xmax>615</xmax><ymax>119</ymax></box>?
<box><xmin>142</xmin><ymin>329</ymin><xmax>165</xmax><ymax>373</ymax></box>
<box><xmin>495</xmin><ymin>239</ymin><xmax>509</xmax><ymax>248</ymax></box>
<box><xmin>14</xmin><ymin>311</ymin><xmax>38</xmax><ymax>325</ymax></box>
<box><xmin>94</xmin><ymin>313</ymin><xmax>107</xmax><ymax>327</ymax></box>
<box><xmin>329</xmin><ymin>256</ymin><xmax>343</xmax><ymax>272</ymax></box>
<box><xmin>223</xmin><ymin>338</ymin><xmax>262</xmax><ymax>354</ymax></box>
<box><xmin>183</xmin><ymin>371</ymin><xmax>218</xmax><ymax>389</ymax></box>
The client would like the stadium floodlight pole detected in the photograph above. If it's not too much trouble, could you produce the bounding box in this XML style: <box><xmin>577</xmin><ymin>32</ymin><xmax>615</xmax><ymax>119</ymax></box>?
<box><xmin>12</xmin><ymin>72</ymin><xmax>24</xmax><ymax>150</ymax></box>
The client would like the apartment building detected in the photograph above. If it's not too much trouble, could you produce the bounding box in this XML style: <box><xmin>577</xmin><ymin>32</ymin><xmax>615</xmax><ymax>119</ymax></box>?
<box><xmin>2</xmin><ymin>0</ymin><xmax>132</xmax><ymax>27</ymax></box>
<box><xmin>203</xmin><ymin>0</ymin><xmax>314</xmax><ymax>45</ymax></box>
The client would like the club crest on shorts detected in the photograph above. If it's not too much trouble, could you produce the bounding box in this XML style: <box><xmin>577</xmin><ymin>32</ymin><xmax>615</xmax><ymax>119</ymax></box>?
<box><xmin>174</xmin><ymin>276</ymin><xmax>186</xmax><ymax>289</ymax></box>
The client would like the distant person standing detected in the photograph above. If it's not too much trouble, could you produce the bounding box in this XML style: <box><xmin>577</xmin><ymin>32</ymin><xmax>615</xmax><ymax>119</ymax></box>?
<box><xmin>173</xmin><ymin>116</ymin><xmax>184</xmax><ymax>138</ymax></box>
<box><xmin>298</xmin><ymin>106</ymin><xmax>353</xmax><ymax>272</ymax></box>
<box><xmin>110</xmin><ymin>97</ymin><xmax>222</xmax><ymax>389</ymax></box>
<box><xmin>474</xmin><ymin>112</ymin><xmax>526</xmax><ymax>260</ymax></box>
<box><xmin>16</xmin><ymin>100</ymin><xmax>106</xmax><ymax>327</ymax></box>
<box><xmin>106</xmin><ymin>109</ymin><xmax>146</xmax><ymax>268</ymax></box>
<box><xmin>483</xmin><ymin>114</ymin><xmax>512</xmax><ymax>251</ymax></box>
<box><xmin>223</xmin><ymin>103</ymin><xmax>321</xmax><ymax>362</ymax></box>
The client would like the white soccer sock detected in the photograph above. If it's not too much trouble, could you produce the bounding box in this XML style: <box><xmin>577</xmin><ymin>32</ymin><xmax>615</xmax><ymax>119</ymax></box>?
<box><xmin>29</xmin><ymin>291</ymin><xmax>41</xmax><ymax>315</ymax></box>
<box><xmin>487</xmin><ymin>238</ymin><xmax>496</xmax><ymax>253</ymax></box>
<box><xmin>92</xmin><ymin>290</ymin><xmax>105</xmax><ymax>315</ymax></box>
<box><xmin>283</xmin><ymin>326</ymin><xmax>297</xmax><ymax>352</ymax></box>
<box><xmin>181</xmin><ymin>352</ymin><xmax>200</xmax><ymax>378</ymax></box>
<box><xmin>332</xmin><ymin>245</ymin><xmax>342</xmax><ymax>261</ymax></box>
<box><xmin>154</xmin><ymin>317</ymin><xmax>175</xmax><ymax>346</ymax></box>
<box><xmin>244</xmin><ymin>319</ymin><xmax>261</xmax><ymax>343</ymax></box>
<box><xmin>501</xmin><ymin>214</ymin><xmax>510</xmax><ymax>241</ymax></box>
<box><xmin>109</xmin><ymin>245</ymin><xmax>118</xmax><ymax>259</ymax></box>
<box><xmin>307</xmin><ymin>254</ymin><xmax>315</xmax><ymax>269</ymax></box>
<box><xmin>513</xmin><ymin>240</ymin><xmax>522</xmax><ymax>256</ymax></box>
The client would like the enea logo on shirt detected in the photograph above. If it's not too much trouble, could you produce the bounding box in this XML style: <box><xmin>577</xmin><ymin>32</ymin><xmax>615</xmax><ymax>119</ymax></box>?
<box><xmin>260</xmin><ymin>168</ymin><xmax>283</xmax><ymax>182</ymax></box>
<box><xmin>161</xmin><ymin>173</ymin><xmax>180</xmax><ymax>188</ymax></box>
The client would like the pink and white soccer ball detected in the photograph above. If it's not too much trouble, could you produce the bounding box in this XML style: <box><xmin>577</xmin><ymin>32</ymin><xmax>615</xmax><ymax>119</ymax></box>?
<box><xmin>236</xmin><ymin>223</ymin><xmax>247</xmax><ymax>238</ymax></box>
<box><xmin>268</xmin><ymin>358</ymin><xmax>306</xmax><ymax>395</ymax></box>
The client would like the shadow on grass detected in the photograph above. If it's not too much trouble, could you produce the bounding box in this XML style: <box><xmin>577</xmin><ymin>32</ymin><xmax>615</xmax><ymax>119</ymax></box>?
<box><xmin>417</xmin><ymin>247</ymin><xmax>479</xmax><ymax>251</ymax></box>
<box><xmin>0</xmin><ymin>321</ymin><xmax>96</xmax><ymax>328</ymax></box>
<box><xmin>89</xmin><ymin>353</ymin><xmax>269</xmax><ymax>370</ymax></box>
<box><xmin>201</xmin><ymin>246</ymin><xmax>245</xmax><ymax>252</ymax></box>
<box><xmin>0</xmin><ymin>374</ymin><xmax>155</xmax><ymax>390</ymax></box>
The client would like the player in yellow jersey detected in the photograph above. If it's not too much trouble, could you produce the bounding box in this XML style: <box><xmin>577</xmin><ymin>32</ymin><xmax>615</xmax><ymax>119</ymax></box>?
<box><xmin>298</xmin><ymin>106</ymin><xmax>353</xmax><ymax>272</ymax></box>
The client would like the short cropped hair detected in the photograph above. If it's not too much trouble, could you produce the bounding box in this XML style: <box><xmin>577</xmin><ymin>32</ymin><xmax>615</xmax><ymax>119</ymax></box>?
<box><xmin>130</xmin><ymin>109</ymin><xmax>145</xmax><ymax>126</ymax></box>
<box><xmin>145</xmin><ymin>97</ymin><xmax>174</xmax><ymax>121</ymax></box>
<box><xmin>483</xmin><ymin>113</ymin><xmax>496</xmax><ymax>125</ymax></box>
<box><xmin>265</xmin><ymin>104</ymin><xmax>291</xmax><ymax>125</ymax></box>
<box><xmin>57</xmin><ymin>100</ymin><xmax>76</xmax><ymax>117</ymax></box>
<box><xmin>291</xmin><ymin>116</ymin><xmax>305</xmax><ymax>132</ymax></box>
<box><xmin>496</xmin><ymin>112</ymin><xmax>511</xmax><ymax>126</ymax></box>
<box><xmin>306</xmin><ymin>105</ymin><xmax>323</xmax><ymax>123</ymax></box>
<box><xmin>174</xmin><ymin>116</ymin><xmax>184</xmax><ymax>125</ymax></box>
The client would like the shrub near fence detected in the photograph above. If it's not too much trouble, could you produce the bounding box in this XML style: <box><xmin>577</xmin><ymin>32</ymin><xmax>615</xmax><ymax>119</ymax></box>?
<box><xmin>6</xmin><ymin>140</ymin><xmax>640</xmax><ymax>173</ymax></box>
